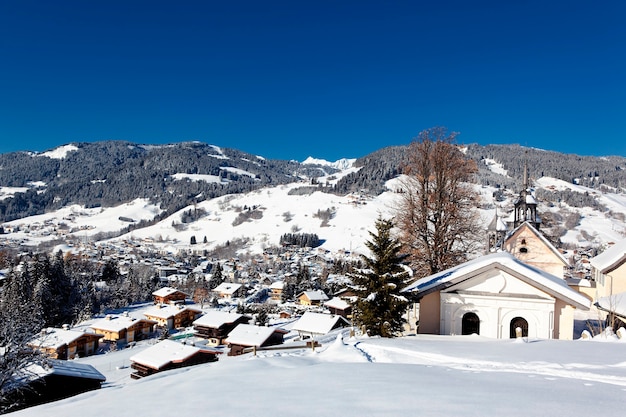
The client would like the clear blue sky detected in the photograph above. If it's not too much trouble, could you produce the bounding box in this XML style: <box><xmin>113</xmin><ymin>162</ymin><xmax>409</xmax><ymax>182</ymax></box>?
<box><xmin>1</xmin><ymin>0</ymin><xmax>624</xmax><ymax>161</ymax></box>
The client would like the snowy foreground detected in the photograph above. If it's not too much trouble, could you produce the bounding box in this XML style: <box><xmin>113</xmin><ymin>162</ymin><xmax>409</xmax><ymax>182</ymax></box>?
<box><xmin>11</xmin><ymin>333</ymin><xmax>626</xmax><ymax>416</ymax></box>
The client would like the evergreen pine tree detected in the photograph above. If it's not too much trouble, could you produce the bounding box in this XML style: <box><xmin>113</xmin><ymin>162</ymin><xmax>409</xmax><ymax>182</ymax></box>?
<box><xmin>208</xmin><ymin>262</ymin><xmax>224</xmax><ymax>290</ymax></box>
<box><xmin>350</xmin><ymin>216</ymin><xmax>410</xmax><ymax>337</ymax></box>
<box><xmin>0</xmin><ymin>265</ymin><xmax>46</xmax><ymax>412</ymax></box>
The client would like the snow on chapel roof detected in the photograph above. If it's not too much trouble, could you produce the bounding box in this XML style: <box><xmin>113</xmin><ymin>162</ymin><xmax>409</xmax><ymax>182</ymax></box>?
<box><xmin>402</xmin><ymin>251</ymin><xmax>590</xmax><ymax>310</ymax></box>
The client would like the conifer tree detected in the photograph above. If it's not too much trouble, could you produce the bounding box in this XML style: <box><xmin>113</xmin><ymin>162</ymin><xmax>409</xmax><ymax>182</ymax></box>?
<box><xmin>0</xmin><ymin>265</ymin><xmax>46</xmax><ymax>413</ymax></box>
<box><xmin>351</xmin><ymin>216</ymin><xmax>410</xmax><ymax>337</ymax></box>
<box><xmin>208</xmin><ymin>262</ymin><xmax>224</xmax><ymax>290</ymax></box>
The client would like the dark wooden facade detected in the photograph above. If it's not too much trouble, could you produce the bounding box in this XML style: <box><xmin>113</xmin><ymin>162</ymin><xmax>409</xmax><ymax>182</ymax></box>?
<box><xmin>227</xmin><ymin>328</ymin><xmax>288</xmax><ymax>356</ymax></box>
<box><xmin>5</xmin><ymin>360</ymin><xmax>105</xmax><ymax>412</ymax></box>
<box><xmin>193</xmin><ymin>315</ymin><xmax>251</xmax><ymax>345</ymax></box>
<box><xmin>153</xmin><ymin>288</ymin><xmax>189</xmax><ymax>305</ymax></box>
<box><xmin>130</xmin><ymin>349</ymin><xmax>219</xmax><ymax>379</ymax></box>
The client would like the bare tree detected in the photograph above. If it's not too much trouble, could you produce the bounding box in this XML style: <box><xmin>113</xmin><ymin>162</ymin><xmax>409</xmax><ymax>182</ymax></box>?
<box><xmin>396</xmin><ymin>127</ymin><xmax>483</xmax><ymax>277</ymax></box>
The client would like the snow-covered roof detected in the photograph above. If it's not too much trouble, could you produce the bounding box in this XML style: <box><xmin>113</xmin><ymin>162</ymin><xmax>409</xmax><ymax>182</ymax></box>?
<box><xmin>324</xmin><ymin>297</ymin><xmax>351</xmax><ymax>310</ymax></box>
<box><xmin>402</xmin><ymin>251</ymin><xmax>590</xmax><ymax>310</ymax></box>
<box><xmin>144</xmin><ymin>304</ymin><xmax>201</xmax><ymax>319</ymax></box>
<box><xmin>225</xmin><ymin>324</ymin><xmax>284</xmax><ymax>347</ymax></box>
<box><xmin>291</xmin><ymin>311</ymin><xmax>350</xmax><ymax>335</ymax></box>
<box><xmin>193</xmin><ymin>310</ymin><xmax>246</xmax><ymax>328</ymax></box>
<box><xmin>29</xmin><ymin>327</ymin><xmax>102</xmax><ymax>349</ymax></box>
<box><xmin>129</xmin><ymin>340</ymin><xmax>217</xmax><ymax>370</ymax></box>
<box><xmin>589</xmin><ymin>238</ymin><xmax>626</xmax><ymax>273</ymax></box>
<box><xmin>213</xmin><ymin>282</ymin><xmax>242</xmax><ymax>295</ymax></box>
<box><xmin>152</xmin><ymin>287</ymin><xmax>187</xmax><ymax>297</ymax></box>
<box><xmin>28</xmin><ymin>359</ymin><xmax>106</xmax><ymax>382</ymax></box>
<box><xmin>298</xmin><ymin>290</ymin><xmax>329</xmax><ymax>302</ymax></box>
<box><xmin>90</xmin><ymin>314</ymin><xmax>155</xmax><ymax>332</ymax></box>
<box><xmin>269</xmin><ymin>281</ymin><xmax>284</xmax><ymax>289</ymax></box>
<box><xmin>596</xmin><ymin>291</ymin><xmax>626</xmax><ymax>318</ymax></box>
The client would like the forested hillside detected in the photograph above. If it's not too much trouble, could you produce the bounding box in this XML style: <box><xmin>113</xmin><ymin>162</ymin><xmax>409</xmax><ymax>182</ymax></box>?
<box><xmin>0</xmin><ymin>141</ymin><xmax>335</xmax><ymax>222</ymax></box>
<box><xmin>1</xmin><ymin>140</ymin><xmax>625</xmax><ymax>225</ymax></box>
<box><xmin>329</xmin><ymin>143</ymin><xmax>626</xmax><ymax>207</ymax></box>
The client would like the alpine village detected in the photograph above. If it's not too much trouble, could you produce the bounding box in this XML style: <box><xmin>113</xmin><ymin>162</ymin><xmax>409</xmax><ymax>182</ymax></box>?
<box><xmin>1</xmin><ymin>135</ymin><xmax>626</xmax><ymax>413</ymax></box>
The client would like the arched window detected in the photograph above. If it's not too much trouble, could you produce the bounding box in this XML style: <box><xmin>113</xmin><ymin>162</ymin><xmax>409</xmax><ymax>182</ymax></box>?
<box><xmin>510</xmin><ymin>317</ymin><xmax>528</xmax><ymax>338</ymax></box>
<box><xmin>521</xmin><ymin>239</ymin><xmax>526</xmax><ymax>245</ymax></box>
<box><xmin>462</xmin><ymin>312</ymin><xmax>480</xmax><ymax>335</ymax></box>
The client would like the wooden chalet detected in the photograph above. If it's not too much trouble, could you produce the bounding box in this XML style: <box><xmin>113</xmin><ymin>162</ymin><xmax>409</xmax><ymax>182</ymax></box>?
<box><xmin>297</xmin><ymin>290</ymin><xmax>329</xmax><ymax>306</ymax></box>
<box><xmin>143</xmin><ymin>304</ymin><xmax>202</xmax><ymax>330</ymax></box>
<box><xmin>212</xmin><ymin>282</ymin><xmax>244</xmax><ymax>299</ymax></box>
<box><xmin>89</xmin><ymin>313</ymin><xmax>157</xmax><ymax>344</ymax></box>
<box><xmin>129</xmin><ymin>339</ymin><xmax>221</xmax><ymax>379</ymax></box>
<box><xmin>6</xmin><ymin>360</ymin><xmax>105</xmax><ymax>411</ymax></box>
<box><xmin>152</xmin><ymin>287</ymin><xmax>189</xmax><ymax>304</ymax></box>
<box><xmin>28</xmin><ymin>326</ymin><xmax>103</xmax><ymax>360</ymax></box>
<box><xmin>225</xmin><ymin>324</ymin><xmax>288</xmax><ymax>356</ymax></box>
<box><xmin>291</xmin><ymin>311</ymin><xmax>351</xmax><ymax>339</ymax></box>
<box><xmin>324</xmin><ymin>297</ymin><xmax>353</xmax><ymax>318</ymax></box>
<box><xmin>269</xmin><ymin>281</ymin><xmax>284</xmax><ymax>301</ymax></box>
<box><xmin>333</xmin><ymin>287</ymin><xmax>358</xmax><ymax>301</ymax></box>
<box><xmin>193</xmin><ymin>310</ymin><xmax>251</xmax><ymax>346</ymax></box>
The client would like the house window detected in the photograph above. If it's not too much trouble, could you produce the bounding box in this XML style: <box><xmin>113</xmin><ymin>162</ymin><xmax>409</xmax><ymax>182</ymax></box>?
<box><xmin>510</xmin><ymin>317</ymin><xmax>528</xmax><ymax>338</ymax></box>
<box><xmin>461</xmin><ymin>312</ymin><xmax>480</xmax><ymax>335</ymax></box>
<box><xmin>521</xmin><ymin>239</ymin><xmax>526</xmax><ymax>244</ymax></box>
<box><xmin>519</xmin><ymin>247</ymin><xmax>528</xmax><ymax>253</ymax></box>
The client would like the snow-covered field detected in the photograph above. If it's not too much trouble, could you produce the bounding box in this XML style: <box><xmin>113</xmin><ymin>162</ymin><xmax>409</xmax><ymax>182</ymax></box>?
<box><xmin>11</xmin><ymin>332</ymin><xmax>626</xmax><ymax>417</ymax></box>
<box><xmin>5</xmin><ymin>156</ymin><xmax>626</xmax><ymax>415</ymax></box>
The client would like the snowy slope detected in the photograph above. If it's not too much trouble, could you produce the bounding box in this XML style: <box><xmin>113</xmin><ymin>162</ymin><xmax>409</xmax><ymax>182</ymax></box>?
<box><xmin>10</xmin><ymin>333</ymin><xmax>626</xmax><ymax>417</ymax></box>
<box><xmin>536</xmin><ymin>177</ymin><xmax>626</xmax><ymax>246</ymax></box>
<box><xmin>113</xmin><ymin>178</ymin><xmax>400</xmax><ymax>256</ymax></box>
<box><xmin>3</xmin><ymin>166</ymin><xmax>626</xmax><ymax>257</ymax></box>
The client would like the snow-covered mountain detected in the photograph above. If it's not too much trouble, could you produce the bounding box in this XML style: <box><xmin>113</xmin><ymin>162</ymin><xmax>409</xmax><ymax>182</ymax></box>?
<box><xmin>2</xmin><ymin>141</ymin><xmax>626</xmax><ymax>258</ymax></box>
<box><xmin>3</xmin><ymin>166</ymin><xmax>626</xmax><ymax>259</ymax></box>
<box><xmin>302</xmin><ymin>156</ymin><xmax>357</xmax><ymax>171</ymax></box>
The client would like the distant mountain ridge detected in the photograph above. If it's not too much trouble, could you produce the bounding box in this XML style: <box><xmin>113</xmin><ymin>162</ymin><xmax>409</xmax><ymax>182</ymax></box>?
<box><xmin>302</xmin><ymin>156</ymin><xmax>356</xmax><ymax>171</ymax></box>
<box><xmin>1</xmin><ymin>140</ymin><xmax>625</xmax><ymax>231</ymax></box>
<box><xmin>0</xmin><ymin>141</ymin><xmax>338</xmax><ymax>223</ymax></box>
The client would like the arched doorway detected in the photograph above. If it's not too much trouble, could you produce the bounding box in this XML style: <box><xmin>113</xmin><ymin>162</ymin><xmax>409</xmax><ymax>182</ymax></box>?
<box><xmin>510</xmin><ymin>317</ymin><xmax>528</xmax><ymax>338</ymax></box>
<box><xmin>461</xmin><ymin>312</ymin><xmax>480</xmax><ymax>335</ymax></box>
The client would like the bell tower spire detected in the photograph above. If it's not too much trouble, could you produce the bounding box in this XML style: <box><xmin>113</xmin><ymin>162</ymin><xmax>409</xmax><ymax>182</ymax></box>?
<box><xmin>513</xmin><ymin>151</ymin><xmax>540</xmax><ymax>229</ymax></box>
